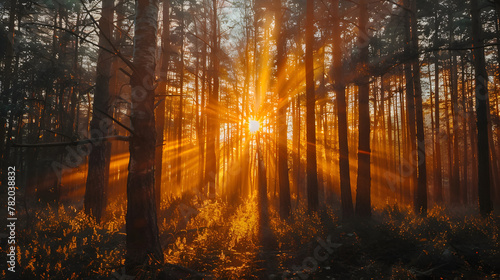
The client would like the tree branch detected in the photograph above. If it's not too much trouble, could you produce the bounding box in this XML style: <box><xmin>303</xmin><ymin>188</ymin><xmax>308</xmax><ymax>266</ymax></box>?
<box><xmin>12</xmin><ymin>135</ymin><xmax>130</xmax><ymax>148</ymax></box>
<box><xmin>94</xmin><ymin>107</ymin><xmax>135</xmax><ymax>135</ymax></box>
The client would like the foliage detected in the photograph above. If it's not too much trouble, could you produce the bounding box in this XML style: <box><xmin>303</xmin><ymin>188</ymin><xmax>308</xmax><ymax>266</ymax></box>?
<box><xmin>2</xmin><ymin>199</ymin><xmax>499</xmax><ymax>279</ymax></box>
<box><xmin>7</xmin><ymin>203</ymin><xmax>126</xmax><ymax>280</ymax></box>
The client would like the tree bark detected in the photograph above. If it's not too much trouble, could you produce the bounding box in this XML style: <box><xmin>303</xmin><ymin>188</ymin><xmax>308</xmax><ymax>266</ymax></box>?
<box><xmin>470</xmin><ymin>0</ymin><xmax>492</xmax><ymax>216</ymax></box>
<box><xmin>125</xmin><ymin>0</ymin><xmax>163</xmax><ymax>273</ymax></box>
<box><xmin>461</xmin><ymin>55</ymin><xmax>469</xmax><ymax>204</ymax></box>
<box><xmin>305</xmin><ymin>0</ymin><xmax>318</xmax><ymax>212</ymax></box>
<box><xmin>176</xmin><ymin>3</ymin><xmax>184</xmax><ymax>188</ymax></box>
<box><xmin>84</xmin><ymin>0</ymin><xmax>114</xmax><ymax>223</ymax></box>
<box><xmin>433</xmin><ymin>5</ymin><xmax>443</xmax><ymax>204</ymax></box>
<box><xmin>411</xmin><ymin>0</ymin><xmax>427</xmax><ymax>215</ymax></box>
<box><xmin>275</xmin><ymin>0</ymin><xmax>291</xmax><ymax>219</ymax></box>
<box><xmin>155</xmin><ymin>0</ymin><xmax>170</xmax><ymax>214</ymax></box>
<box><xmin>332</xmin><ymin>0</ymin><xmax>353</xmax><ymax>218</ymax></box>
<box><xmin>448</xmin><ymin>10</ymin><xmax>460</xmax><ymax>205</ymax></box>
<box><xmin>355</xmin><ymin>0</ymin><xmax>371</xmax><ymax>217</ymax></box>
<box><xmin>403</xmin><ymin>0</ymin><xmax>417</xmax><ymax>208</ymax></box>
<box><xmin>205</xmin><ymin>0</ymin><xmax>219</xmax><ymax>199</ymax></box>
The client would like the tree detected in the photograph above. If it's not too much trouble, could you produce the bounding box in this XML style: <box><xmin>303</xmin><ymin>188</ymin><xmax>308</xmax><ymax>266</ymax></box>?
<box><xmin>432</xmin><ymin>2</ymin><xmax>443</xmax><ymax>204</ymax></box>
<box><xmin>155</xmin><ymin>0</ymin><xmax>170</xmax><ymax>214</ymax></box>
<box><xmin>470</xmin><ymin>0</ymin><xmax>492</xmax><ymax>216</ymax></box>
<box><xmin>205</xmin><ymin>0</ymin><xmax>219</xmax><ymax>199</ymax></box>
<box><xmin>176</xmin><ymin>1</ymin><xmax>185</xmax><ymax>188</ymax></box>
<box><xmin>403</xmin><ymin>0</ymin><xmax>417</xmax><ymax>206</ymax></box>
<box><xmin>275</xmin><ymin>0</ymin><xmax>291</xmax><ymax>219</ymax></box>
<box><xmin>410</xmin><ymin>0</ymin><xmax>427</xmax><ymax>215</ymax></box>
<box><xmin>305</xmin><ymin>0</ymin><xmax>318</xmax><ymax>212</ymax></box>
<box><xmin>84</xmin><ymin>0</ymin><xmax>114</xmax><ymax>223</ymax></box>
<box><xmin>355</xmin><ymin>0</ymin><xmax>371</xmax><ymax>217</ymax></box>
<box><xmin>125</xmin><ymin>0</ymin><xmax>163</xmax><ymax>273</ymax></box>
<box><xmin>331</xmin><ymin>0</ymin><xmax>354</xmax><ymax>218</ymax></box>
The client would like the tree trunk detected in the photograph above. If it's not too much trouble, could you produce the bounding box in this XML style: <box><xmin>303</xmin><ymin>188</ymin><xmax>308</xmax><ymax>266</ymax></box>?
<box><xmin>332</xmin><ymin>0</ymin><xmax>353</xmax><ymax>218</ymax></box>
<box><xmin>305</xmin><ymin>0</ymin><xmax>318</xmax><ymax>212</ymax></box>
<box><xmin>449</xmin><ymin>10</ymin><xmax>460</xmax><ymax>204</ymax></box>
<box><xmin>84</xmin><ymin>0</ymin><xmax>114</xmax><ymax>223</ymax></box>
<box><xmin>125</xmin><ymin>0</ymin><xmax>163</xmax><ymax>273</ymax></box>
<box><xmin>461</xmin><ymin>55</ymin><xmax>469</xmax><ymax>204</ymax></box>
<box><xmin>155</xmin><ymin>0</ymin><xmax>170</xmax><ymax>214</ymax></box>
<box><xmin>433</xmin><ymin>5</ymin><xmax>443</xmax><ymax>203</ymax></box>
<box><xmin>177</xmin><ymin>4</ymin><xmax>184</xmax><ymax>188</ymax></box>
<box><xmin>275</xmin><ymin>0</ymin><xmax>291</xmax><ymax>219</ymax></box>
<box><xmin>470</xmin><ymin>0</ymin><xmax>492</xmax><ymax>216</ymax></box>
<box><xmin>355</xmin><ymin>0</ymin><xmax>371</xmax><ymax>217</ymax></box>
<box><xmin>403</xmin><ymin>0</ymin><xmax>417</xmax><ymax>209</ymax></box>
<box><xmin>411</xmin><ymin>0</ymin><xmax>427</xmax><ymax>215</ymax></box>
<box><xmin>205</xmin><ymin>0</ymin><xmax>219</xmax><ymax>199</ymax></box>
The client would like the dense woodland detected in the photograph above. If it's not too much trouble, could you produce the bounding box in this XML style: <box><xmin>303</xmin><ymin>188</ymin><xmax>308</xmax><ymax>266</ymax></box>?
<box><xmin>1</xmin><ymin>0</ymin><xmax>500</xmax><ymax>279</ymax></box>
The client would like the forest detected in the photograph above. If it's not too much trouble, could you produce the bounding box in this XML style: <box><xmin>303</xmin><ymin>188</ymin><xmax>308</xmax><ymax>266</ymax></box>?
<box><xmin>1</xmin><ymin>0</ymin><xmax>500</xmax><ymax>279</ymax></box>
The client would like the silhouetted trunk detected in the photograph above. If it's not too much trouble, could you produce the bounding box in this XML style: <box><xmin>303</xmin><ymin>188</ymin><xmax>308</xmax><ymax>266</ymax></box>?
<box><xmin>257</xmin><ymin>135</ymin><xmax>273</xmax><ymax>249</ymax></box>
<box><xmin>275</xmin><ymin>0</ymin><xmax>291</xmax><ymax>218</ymax></box>
<box><xmin>240</xmin><ymin>10</ymin><xmax>251</xmax><ymax>199</ymax></box>
<box><xmin>355</xmin><ymin>0</ymin><xmax>371</xmax><ymax>217</ymax></box>
<box><xmin>205</xmin><ymin>0</ymin><xmax>219</xmax><ymax>199</ymax></box>
<box><xmin>177</xmin><ymin>4</ymin><xmax>184</xmax><ymax>187</ymax></box>
<box><xmin>471</xmin><ymin>0</ymin><xmax>492</xmax><ymax>216</ymax></box>
<box><xmin>403</xmin><ymin>0</ymin><xmax>417</xmax><ymax>208</ymax></box>
<box><xmin>305</xmin><ymin>0</ymin><xmax>318</xmax><ymax>212</ymax></box>
<box><xmin>125</xmin><ymin>0</ymin><xmax>163</xmax><ymax>273</ymax></box>
<box><xmin>461</xmin><ymin>56</ymin><xmax>469</xmax><ymax>204</ymax></box>
<box><xmin>448</xmin><ymin>10</ymin><xmax>460</xmax><ymax>205</ymax></box>
<box><xmin>433</xmin><ymin>5</ymin><xmax>443</xmax><ymax>204</ymax></box>
<box><xmin>200</xmin><ymin>8</ymin><xmax>208</xmax><ymax>195</ymax></box>
<box><xmin>84</xmin><ymin>0</ymin><xmax>114</xmax><ymax>223</ymax></box>
<box><xmin>450</xmin><ymin>74</ymin><xmax>461</xmax><ymax>203</ymax></box>
<box><xmin>411</xmin><ymin>0</ymin><xmax>427</xmax><ymax>215</ymax></box>
<box><xmin>193</xmin><ymin>11</ymin><xmax>203</xmax><ymax>195</ymax></box>
<box><xmin>332</xmin><ymin>0</ymin><xmax>353</xmax><ymax>218</ymax></box>
<box><xmin>155</xmin><ymin>0</ymin><xmax>170</xmax><ymax>213</ymax></box>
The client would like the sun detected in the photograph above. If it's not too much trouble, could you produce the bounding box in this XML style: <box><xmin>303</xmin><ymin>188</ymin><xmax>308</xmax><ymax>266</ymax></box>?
<box><xmin>249</xmin><ymin>119</ymin><xmax>260</xmax><ymax>133</ymax></box>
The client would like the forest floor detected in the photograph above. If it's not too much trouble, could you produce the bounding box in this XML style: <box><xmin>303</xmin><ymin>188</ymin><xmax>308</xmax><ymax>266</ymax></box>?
<box><xmin>2</xmin><ymin>194</ymin><xmax>500</xmax><ymax>280</ymax></box>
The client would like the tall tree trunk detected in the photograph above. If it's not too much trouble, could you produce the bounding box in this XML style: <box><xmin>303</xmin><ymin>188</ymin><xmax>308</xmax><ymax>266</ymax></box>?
<box><xmin>200</xmin><ymin>5</ymin><xmax>208</xmax><ymax>196</ymax></box>
<box><xmin>403</xmin><ymin>0</ymin><xmax>417</xmax><ymax>208</ymax></box>
<box><xmin>305</xmin><ymin>0</ymin><xmax>318</xmax><ymax>212</ymax></box>
<box><xmin>293</xmin><ymin>94</ymin><xmax>301</xmax><ymax>198</ymax></box>
<box><xmin>257</xmin><ymin>134</ymin><xmax>272</xmax><ymax>248</ymax></box>
<box><xmin>193</xmin><ymin>11</ymin><xmax>203</xmax><ymax>195</ymax></box>
<box><xmin>240</xmin><ymin>6</ymin><xmax>250</xmax><ymax>199</ymax></box>
<box><xmin>433</xmin><ymin>6</ymin><xmax>443</xmax><ymax>203</ymax></box>
<box><xmin>449</xmin><ymin>10</ymin><xmax>460</xmax><ymax>204</ymax></box>
<box><xmin>355</xmin><ymin>0</ymin><xmax>371</xmax><ymax>217</ymax></box>
<box><xmin>177</xmin><ymin>3</ymin><xmax>184</xmax><ymax>188</ymax></box>
<box><xmin>411</xmin><ymin>0</ymin><xmax>427</xmax><ymax>215</ymax></box>
<box><xmin>332</xmin><ymin>0</ymin><xmax>353</xmax><ymax>218</ymax></box>
<box><xmin>461</xmin><ymin>55</ymin><xmax>469</xmax><ymax>204</ymax></box>
<box><xmin>275</xmin><ymin>0</ymin><xmax>291</xmax><ymax>218</ymax></box>
<box><xmin>205</xmin><ymin>0</ymin><xmax>219</xmax><ymax>199</ymax></box>
<box><xmin>125</xmin><ymin>0</ymin><xmax>163</xmax><ymax>273</ymax></box>
<box><xmin>155</xmin><ymin>0</ymin><xmax>170</xmax><ymax>213</ymax></box>
<box><xmin>470</xmin><ymin>0</ymin><xmax>492</xmax><ymax>216</ymax></box>
<box><xmin>84</xmin><ymin>0</ymin><xmax>114</xmax><ymax>223</ymax></box>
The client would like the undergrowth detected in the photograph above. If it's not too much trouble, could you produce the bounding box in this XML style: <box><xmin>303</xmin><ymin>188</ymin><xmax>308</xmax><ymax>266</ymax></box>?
<box><xmin>1</xmin><ymin>198</ymin><xmax>499</xmax><ymax>280</ymax></box>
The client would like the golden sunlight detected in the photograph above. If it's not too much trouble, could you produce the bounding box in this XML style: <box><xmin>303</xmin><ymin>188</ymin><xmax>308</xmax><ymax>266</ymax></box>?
<box><xmin>249</xmin><ymin>119</ymin><xmax>260</xmax><ymax>133</ymax></box>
